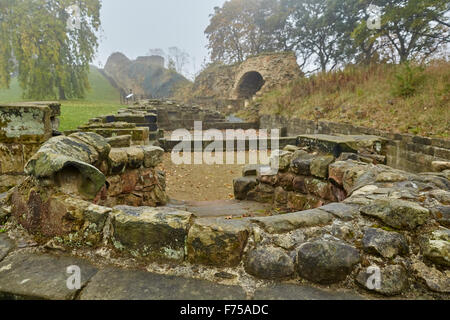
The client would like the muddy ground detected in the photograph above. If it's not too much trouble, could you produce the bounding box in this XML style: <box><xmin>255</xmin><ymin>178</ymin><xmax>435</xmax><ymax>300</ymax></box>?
<box><xmin>158</xmin><ymin>151</ymin><xmax>265</xmax><ymax>202</ymax></box>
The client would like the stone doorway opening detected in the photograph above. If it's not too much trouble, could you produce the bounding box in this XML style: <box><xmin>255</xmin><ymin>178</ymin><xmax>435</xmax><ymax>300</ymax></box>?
<box><xmin>236</xmin><ymin>71</ymin><xmax>265</xmax><ymax>99</ymax></box>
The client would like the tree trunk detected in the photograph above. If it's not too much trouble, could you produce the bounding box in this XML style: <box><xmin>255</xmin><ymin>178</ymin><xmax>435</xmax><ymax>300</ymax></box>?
<box><xmin>58</xmin><ymin>86</ymin><xmax>66</xmax><ymax>100</ymax></box>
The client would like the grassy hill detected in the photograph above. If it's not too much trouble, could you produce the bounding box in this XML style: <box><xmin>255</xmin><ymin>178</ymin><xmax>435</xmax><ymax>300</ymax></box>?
<box><xmin>251</xmin><ymin>60</ymin><xmax>449</xmax><ymax>138</ymax></box>
<box><xmin>0</xmin><ymin>66</ymin><xmax>123</xmax><ymax>132</ymax></box>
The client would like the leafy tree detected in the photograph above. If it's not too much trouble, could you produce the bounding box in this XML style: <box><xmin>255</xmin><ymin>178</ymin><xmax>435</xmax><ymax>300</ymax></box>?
<box><xmin>205</xmin><ymin>0</ymin><xmax>288</xmax><ymax>64</ymax></box>
<box><xmin>353</xmin><ymin>0</ymin><xmax>450</xmax><ymax>63</ymax></box>
<box><xmin>0</xmin><ymin>1</ymin><xmax>13</xmax><ymax>88</ymax></box>
<box><xmin>0</xmin><ymin>0</ymin><xmax>101</xmax><ymax>100</ymax></box>
<box><xmin>282</xmin><ymin>0</ymin><xmax>359</xmax><ymax>72</ymax></box>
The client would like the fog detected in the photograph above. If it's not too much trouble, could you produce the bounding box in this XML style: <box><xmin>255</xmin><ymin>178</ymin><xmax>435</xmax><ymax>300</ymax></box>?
<box><xmin>95</xmin><ymin>0</ymin><xmax>227</xmax><ymax>78</ymax></box>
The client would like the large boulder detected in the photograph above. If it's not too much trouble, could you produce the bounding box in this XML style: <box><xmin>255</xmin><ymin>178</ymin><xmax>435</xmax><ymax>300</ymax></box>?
<box><xmin>233</xmin><ymin>176</ymin><xmax>258</xmax><ymax>200</ymax></box>
<box><xmin>112</xmin><ymin>206</ymin><xmax>194</xmax><ymax>262</ymax></box>
<box><xmin>296</xmin><ymin>240</ymin><xmax>360</xmax><ymax>284</ymax></box>
<box><xmin>24</xmin><ymin>135</ymin><xmax>107</xmax><ymax>199</ymax></box>
<box><xmin>361</xmin><ymin>199</ymin><xmax>430</xmax><ymax>230</ymax></box>
<box><xmin>187</xmin><ymin>218</ymin><xmax>249</xmax><ymax>267</ymax></box>
<box><xmin>420</xmin><ymin>227</ymin><xmax>450</xmax><ymax>267</ymax></box>
<box><xmin>362</xmin><ymin>228</ymin><xmax>409</xmax><ymax>258</ymax></box>
<box><xmin>356</xmin><ymin>265</ymin><xmax>408</xmax><ymax>296</ymax></box>
<box><xmin>244</xmin><ymin>246</ymin><xmax>295</xmax><ymax>280</ymax></box>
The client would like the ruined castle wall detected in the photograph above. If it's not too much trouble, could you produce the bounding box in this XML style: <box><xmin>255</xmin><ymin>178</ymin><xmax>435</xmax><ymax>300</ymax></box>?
<box><xmin>190</xmin><ymin>52</ymin><xmax>302</xmax><ymax>110</ymax></box>
<box><xmin>230</xmin><ymin>52</ymin><xmax>302</xmax><ymax>99</ymax></box>
<box><xmin>260</xmin><ymin>114</ymin><xmax>450</xmax><ymax>173</ymax></box>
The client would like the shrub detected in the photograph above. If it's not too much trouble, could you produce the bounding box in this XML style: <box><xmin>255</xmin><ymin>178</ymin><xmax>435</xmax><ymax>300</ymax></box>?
<box><xmin>392</xmin><ymin>62</ymin><xmax>426</xmax><ymax>97</ymax></box>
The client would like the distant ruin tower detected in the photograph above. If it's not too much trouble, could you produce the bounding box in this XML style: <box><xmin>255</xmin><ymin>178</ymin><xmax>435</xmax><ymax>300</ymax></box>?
<box><xmin>135</xmin><ymin>55</ymin><xmax>165</xmax><ymax>68</ymax></box>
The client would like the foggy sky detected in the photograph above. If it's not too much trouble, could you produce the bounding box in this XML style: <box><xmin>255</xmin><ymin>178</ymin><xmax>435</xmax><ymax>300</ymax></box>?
<box><xmin>95</xmin><ymin>0</ymin><xmax>227</xmax><ymax>79</ymax></box>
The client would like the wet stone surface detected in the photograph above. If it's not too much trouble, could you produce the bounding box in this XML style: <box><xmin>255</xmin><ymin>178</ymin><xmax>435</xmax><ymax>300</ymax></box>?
<box><xmin>79</xmin><ymin>268</ymin><xmax>247</xmax><ymax>300</ymax></box>
<box><xmin>0</xmin><ymin>253</ymin><xmax>98</xmax><ymax>300</ymax></box>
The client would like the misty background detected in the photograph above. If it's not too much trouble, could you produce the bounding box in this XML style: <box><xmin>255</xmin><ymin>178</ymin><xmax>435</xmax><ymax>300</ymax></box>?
<box><xmin>95</xmin><ymin>0</ymin><xmax>227</xmax><ymax>79</ymax></box>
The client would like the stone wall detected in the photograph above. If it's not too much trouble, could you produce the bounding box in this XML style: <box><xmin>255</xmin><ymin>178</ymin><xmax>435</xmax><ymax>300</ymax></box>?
<box><xmin>2</xmin><ymin>139</ymin><xmax>449</xmax><ymax>297</ymax></box>
<box><xmin>230</xmin><ymin>52</ymin><xmax>302</xmax><ymax>99</ymax></box>
<box><xmin>67</xmin><ymin>122</ymin><xmax>151</xmax><ymax>146</ymax></box>
<box><xmin>190</xmin><ymin>52</ymin><xmax>302</xmax><ymax>110</ymax></box>
<box><xmin>0</xmin><ymin>102</ymin><xmax>60</xmax><ymax>192</ymax></box>
<box><xmin>260</xmin><ymin>114</ymin><xmax>450</xmax><ymax>173</ymax></box>
<box><xmin>126</xmin><ymin>99</ymin><xmax>258</xmax><ymax>132</ymax></box>
<box><xmin>6</xmin><ymin>132</ymin><xmax>167</xmax><ymax>239</ymax></box>
<box><xmin>233</xmin><ymin>138</ymin><xmax>386</xmax><ymax>212</ymax></box>
<box><xmin>103</xmin><ymin>52</ymin><xmax>189</xmax><ymax>98</ymax></box>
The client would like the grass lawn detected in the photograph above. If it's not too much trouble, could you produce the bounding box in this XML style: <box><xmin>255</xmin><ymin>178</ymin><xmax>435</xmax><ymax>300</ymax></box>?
<box><xmin>59</xmin><ymin>101</ymin><xmax>123</xmax><ymax>132</ymax></box>
<box><xmin>0</xmin><ymin>66</ymin><xmax>124</xmax><ymax>131</ymax></box>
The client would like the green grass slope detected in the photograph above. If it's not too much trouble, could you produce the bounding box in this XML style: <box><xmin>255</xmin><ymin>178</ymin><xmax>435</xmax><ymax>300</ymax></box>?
<box><xmin>0</xmin><ymin>66</ymin><xmax>123</xmax><ymax>132</ymax></box>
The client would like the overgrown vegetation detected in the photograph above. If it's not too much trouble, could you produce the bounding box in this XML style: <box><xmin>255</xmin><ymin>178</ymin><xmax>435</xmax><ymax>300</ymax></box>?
<box><xmin>257</xmin><ymin>60</ymin><xmax>450</xmax><ymax>138</ymax></box>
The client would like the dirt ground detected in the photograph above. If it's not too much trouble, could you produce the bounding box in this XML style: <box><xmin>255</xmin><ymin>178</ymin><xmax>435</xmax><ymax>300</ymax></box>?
<box><xmin>158</xmin><ymin>151</ymin><xmax>263</xmax><ymax>201</ymax></box>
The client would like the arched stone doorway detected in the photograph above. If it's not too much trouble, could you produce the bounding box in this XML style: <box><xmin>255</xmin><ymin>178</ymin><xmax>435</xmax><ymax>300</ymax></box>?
<box><xmin>236</xmin><ymin>71</ymin><xmax>265</xmax><ymax>99</ymax></box>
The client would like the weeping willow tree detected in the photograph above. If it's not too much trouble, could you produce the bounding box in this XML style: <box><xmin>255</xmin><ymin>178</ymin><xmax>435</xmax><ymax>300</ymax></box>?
<box><xmin>0</xmin><ymin>0</ymin><xmax>101</xmax><ymax>100</ymax></box>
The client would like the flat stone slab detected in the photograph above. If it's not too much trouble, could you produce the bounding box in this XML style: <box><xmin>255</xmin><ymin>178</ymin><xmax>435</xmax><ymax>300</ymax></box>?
<box><xmin>250</xmin><ymin>209</ymin><xmax>333</xmax><ymax>234</ymax></box>
<box><xmin>80</xmin><ymin>268</ymin><xmax>247</xmax><ymax>300</ymax></box>
<box><xmin>0</xmin><ymin>234</ymin><xmax>13</xmax><ymax>262</ymax></box>
<box><xmin>320</xmin><ymin>203</ymin><xmax>360</xmax><ymax>221</ymax></box>
<box><xmin>0</xmin><ymin>253</ymin><xmax>98</xmax><ymax>300</ymax></box>
<box><xmin>177</xmin><ymin>200</ymin><xmax>270</xmax><ymax>218</ymax></box>
<box><xmin>297</xmin><ymin>134</ymin><xmax>384</xmax><ymax>156</ymax></box>
<box><xmin>253</xmin><ymin>283</ymin><xmax>366</xmax><ymax>300</ymax></box>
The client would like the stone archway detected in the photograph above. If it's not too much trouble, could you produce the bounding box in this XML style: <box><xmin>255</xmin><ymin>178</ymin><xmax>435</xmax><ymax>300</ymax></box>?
<box><xmin>235</xmin><ymin>71</ymin><xmax>265</xmax><ymax>99</ymax></box>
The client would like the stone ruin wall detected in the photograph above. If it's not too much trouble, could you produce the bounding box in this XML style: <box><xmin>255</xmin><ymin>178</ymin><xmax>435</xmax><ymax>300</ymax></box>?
<box><xmin>260</xmin><ymin>115</ymin><xmax>450</xmax><ymax>174</ymax></box>
<box><xmin>0</xmin><ymin>102</ymin><xmax>61</xmax><ymax>192</ymax></box>
<box><xmin>190</xmin><ymin>52</ymin><xmax>302</xmax><ymax>111</ymax></box>
<box><xmin>6</xmin><ymin>132</ymin><xmax>167</xmax><ymax>240</ymax></box>
<box><xmin>70</xmin><ymin>99</ymin><xmax>259</xmax><ymax>146</ymax></box>
<box><xmin>1</xmin><ymin>100</ymin><xmax>449</xmax><ymax>298</ymax></box>
<box><xmin>230</xmin><ymin>141</ymin><xmax>449</xmax><ymax>295</ymax></box>
<box><xmin>1</xmin><ymin>128</ymin><xmax>448</xmax><ymax>297</ymax></box>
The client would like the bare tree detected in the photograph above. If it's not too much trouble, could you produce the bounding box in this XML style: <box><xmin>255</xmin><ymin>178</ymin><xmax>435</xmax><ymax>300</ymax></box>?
<box><xmin>167</xmin><ymin>47</ymin><xmax>190</xmax><ymax>75</ymax></box>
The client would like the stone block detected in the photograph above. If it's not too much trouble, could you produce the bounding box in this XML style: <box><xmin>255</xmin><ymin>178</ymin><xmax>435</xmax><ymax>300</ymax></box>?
<box><xmin>251</xmin><ymin>209</ymin><xmax>332</xmax><ymax>234</ymax></box>
<box><xmin>187</xmin><ymin>218</ymin><xmax>249</xmax><ymax>267</ymax></box>
<box><xmin>112</xmin><ymin>206</ymin><xmax>194</xmax><ymax>262</ymax></box>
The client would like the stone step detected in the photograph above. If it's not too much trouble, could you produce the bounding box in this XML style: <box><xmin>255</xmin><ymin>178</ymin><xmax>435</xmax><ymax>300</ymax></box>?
<box><xmin>161</xmin><ymin>137</ymin><xmax>298</xmax><ymax>152</ymax></box>
<box><xmin>253</xmin><ymin>283</ymin><xmax>366</xmax><ymax>300</ymax></box>
<box><xmin>0</xmin><ymin>252</ymin><xmax>98</xmax><ymax>300</ymax></box>
<box><xmin>79</xmin><ymin>268</ymin><xmax>246</xmax><ymax>300</ymax></box>
<box><xmin>167</xmin><ymin>199</ymin><xmax>270</xmax><ymax>218</ymax></box>
<box><xmin>0</xmin><ymin>250</ymin><xmax>369</xmax><ymax>300</ymax></box>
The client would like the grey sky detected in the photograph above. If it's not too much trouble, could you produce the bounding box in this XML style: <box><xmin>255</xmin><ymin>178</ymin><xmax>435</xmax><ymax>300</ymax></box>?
<box><xmin>95</xmin><ymin>0</ymin><xmax>227</xmax><ymax>79</ymax></box>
